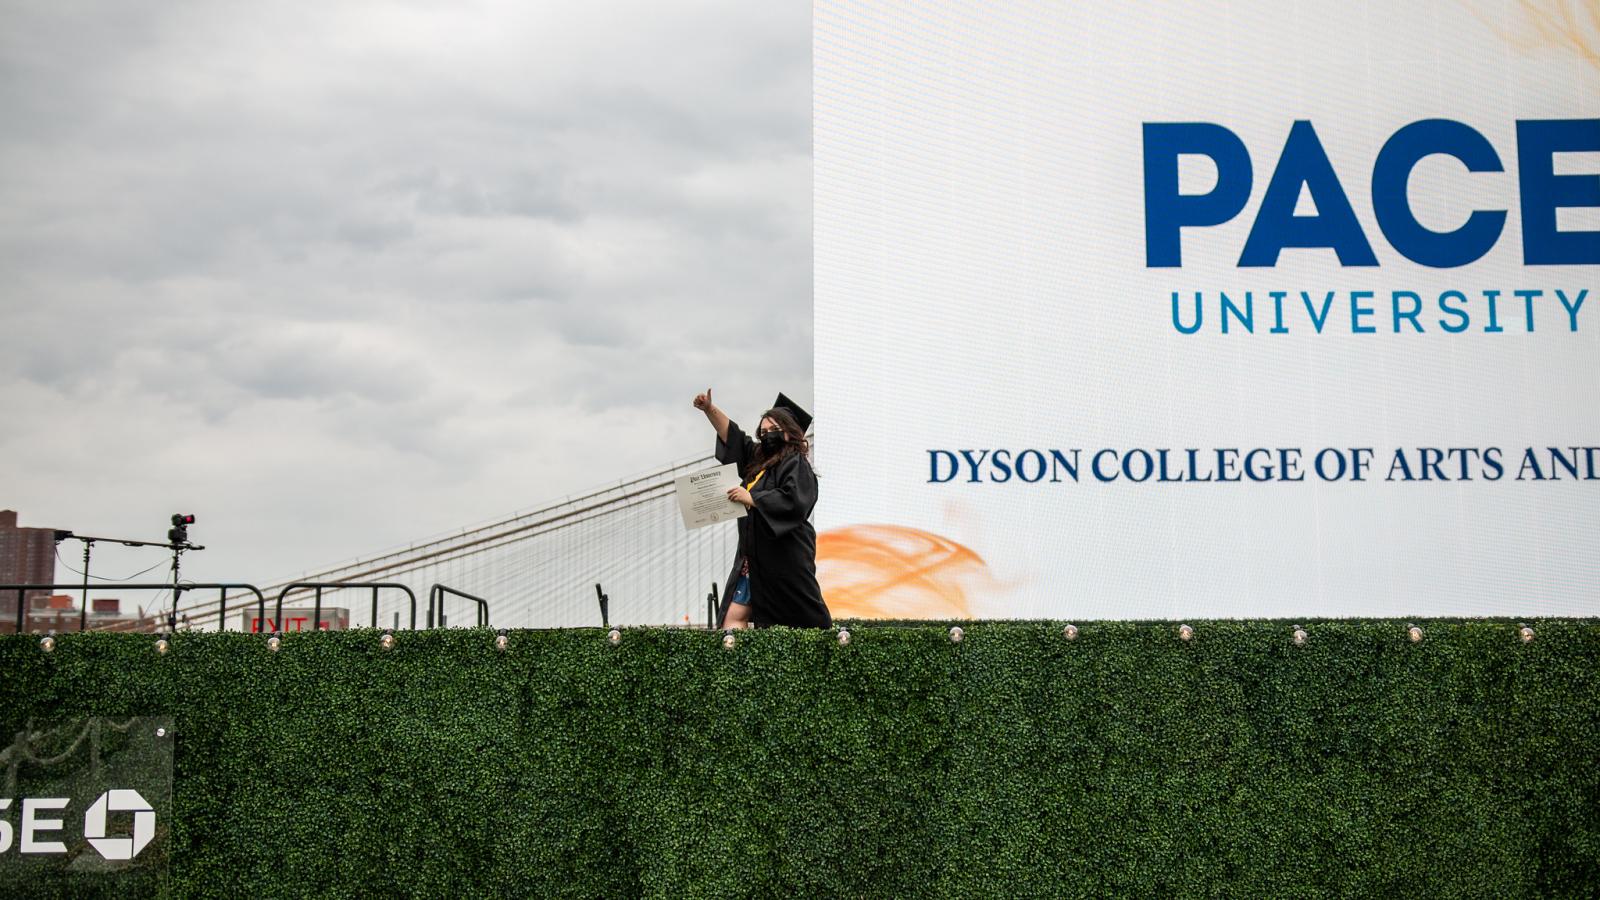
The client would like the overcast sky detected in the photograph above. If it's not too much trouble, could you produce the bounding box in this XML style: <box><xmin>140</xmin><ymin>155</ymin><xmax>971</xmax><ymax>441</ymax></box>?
<box><xmin>0</xmin><ymin>0</ymin><xmax>811</xmax><ymax>589</ymax></box>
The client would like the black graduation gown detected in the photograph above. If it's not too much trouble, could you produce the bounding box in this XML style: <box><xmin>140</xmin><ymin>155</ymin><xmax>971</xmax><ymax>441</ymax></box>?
<box><xmin>715</xmin><ymin>421</ymin><xmax>832</xmax><ymax>629</ymax></box>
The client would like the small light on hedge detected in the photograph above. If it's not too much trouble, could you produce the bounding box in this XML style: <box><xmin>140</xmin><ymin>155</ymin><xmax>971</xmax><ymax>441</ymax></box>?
<box><xmin>1519</xmin><ymin>625</ymin><xmax>1534</xmax><ymax>643</ymax></box>
<box><xmin>1178</xmin><ymin>624</ymin><xmax>1193</xmax><ymax>642</ymax></box>
<box><xmin>155</xmin><ymin>634</ymin><xmax>171</xmax><ymax>655</ymax></box>
<box><xmin>40</xmin><ymin>634</ymin><xmax>56</xmax><ymax>653</ymax></box>
<box><xmin>837</xmin><ymin>628</ymin><xmax>851</xmax><ymax>646</ymax></box>
<box><xmin>267</xmin><ymin>632</ymin><xmax>282</xmax><ymax>653</ymax></box>
<box><xmin>380</xmin><ymin>631</ymin><xmax>396</xmax><ymax>651</ymax></box>
<box><xmin>607</xmin><ymin>628</ymin><xmax>621</xmax><ymax>646</ymax></box>
<box><xmin>495</xmin><ymin>629</ymin><xmax>509</xmax><ymax>652</ymax></box>
<box><xmin>1407</xmin><ymin>625</ymin><xmax>1423</xmax><ymax>643</ymax></box>
<box><xmin>949</xmin><ymin>626</ymin><xmax>964</xmax><ymax>643</ymax></box>
<box><xmin>1292</xmin><ymin>626</ymin><xmax>1307</xmax><ymax>646</ymax></box>
<box><xmin>1063</xmin><ymin>624</ymin><xmax>1078</xmax><ymax>640</ymax></box>
<box><xmin>722</xmin><ymin>631</ymin><xmax>737</xmax><ymax>650</ymax></box>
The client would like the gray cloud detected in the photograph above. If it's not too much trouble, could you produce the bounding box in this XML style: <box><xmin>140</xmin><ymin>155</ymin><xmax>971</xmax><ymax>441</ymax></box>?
<box><xmin>0</xmin><ymin>0</ymin><xmax>811</xmax><ymax>585</ymax></box>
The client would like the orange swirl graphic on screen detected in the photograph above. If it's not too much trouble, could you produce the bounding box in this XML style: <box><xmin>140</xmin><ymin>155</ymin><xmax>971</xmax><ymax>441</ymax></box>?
<box><xmin>817</xmin><ymin>524</ymin><xmax>992</xmax><ymax>619</ymax></box>
<box><xmin>1462</xmin><ymin>0</ymin><xmax>1600</xmax><ymax>68</ymax></box>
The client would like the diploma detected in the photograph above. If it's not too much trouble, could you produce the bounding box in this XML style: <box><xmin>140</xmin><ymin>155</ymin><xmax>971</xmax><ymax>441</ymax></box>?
<box><xmin>674</xmin><ymin>463</ymin><xmax>748</xmax><ymax>530</ymax></box>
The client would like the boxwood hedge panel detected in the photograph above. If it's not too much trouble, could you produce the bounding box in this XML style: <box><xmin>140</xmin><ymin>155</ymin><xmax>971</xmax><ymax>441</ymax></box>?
<box><xmin>2</xmin><ymin>620</ymin><xmax>1596</xmax><ymax>898</ymax></box>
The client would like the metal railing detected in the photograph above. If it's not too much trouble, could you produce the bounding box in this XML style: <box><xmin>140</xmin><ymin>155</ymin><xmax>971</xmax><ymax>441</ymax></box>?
<box><xmin>5</xmin><ymin>577</ymin><xmax>729</xmax><ymax>634</ymax></box>
<box><xmin>274</xmin><ymin>582</ymin><xmax>418</xmax><ymax>632</ymax></box>
<box><xmin>3</xmin><ymin>583</ymin><xmax>266</xmax><ymax>633</ymax></box>
<box><xmin>427</xmin><ymin>584</ymin><xmax>490</xmax><ymax>628</ymax></box>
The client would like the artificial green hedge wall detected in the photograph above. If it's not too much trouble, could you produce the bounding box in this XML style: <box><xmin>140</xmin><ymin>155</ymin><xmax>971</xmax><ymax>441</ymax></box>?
<box><xmin>3</xmin><ymin>620</ymin><xmax>1599</xmax><ymax>898</ymax></box>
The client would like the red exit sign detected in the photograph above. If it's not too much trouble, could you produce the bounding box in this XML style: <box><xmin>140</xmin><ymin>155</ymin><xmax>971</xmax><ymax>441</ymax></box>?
<box><xmin>243</xmin><ymin>608</ymin><xmax>350</xmax><ymax>633</ymax></box>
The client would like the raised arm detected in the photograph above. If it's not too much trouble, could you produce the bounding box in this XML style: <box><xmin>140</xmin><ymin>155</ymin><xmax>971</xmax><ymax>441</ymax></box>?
<box><xmin>693</xmin><ymin>387</ymin><xmax>730</xmax><ymax>444</ymax></box>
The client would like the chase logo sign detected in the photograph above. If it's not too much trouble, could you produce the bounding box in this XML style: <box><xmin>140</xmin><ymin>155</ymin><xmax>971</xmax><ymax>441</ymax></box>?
<box><xmin>0</xmin><ymin>715</ymin><xmax>171</xmax><ymax>890</ymax></box>
<box><xmin>0</xmin><ymin>790</ymin><xmax>156</xmax><ymax>861</ymax></box>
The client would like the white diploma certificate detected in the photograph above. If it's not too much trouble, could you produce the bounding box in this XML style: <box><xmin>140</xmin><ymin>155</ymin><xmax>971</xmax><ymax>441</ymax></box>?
<box><xmin>674</xmin><ymin>463</ymin><xmax>748</xmax><ymax>530</ymax></box>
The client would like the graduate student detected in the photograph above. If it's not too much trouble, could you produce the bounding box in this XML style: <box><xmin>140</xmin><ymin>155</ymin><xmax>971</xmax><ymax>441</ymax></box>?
<box><xmin>691</xmin><ymin>388</ymin><xmax>832</xmax><ymax>629</ymax></box>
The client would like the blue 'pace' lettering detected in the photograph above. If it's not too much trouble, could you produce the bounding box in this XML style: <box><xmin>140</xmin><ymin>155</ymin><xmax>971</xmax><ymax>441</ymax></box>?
<box><xmin>1372</xmin><ymin>119</ymin><xmax>1506</xmax><ymax>267</ymax></box>
<box><xmin>1239</xmin><ymin>121</ymin><xmax>1378</xmax><ymax>267</ymax></box>
<box><xmin>1143</xmin><ymin>123</ymin><xmax>1252</xmax><ymax>267</ymax></box>
<box><xmin>1518</xmin><ymin>119</ymin><xmax>1600</xmax><ymax>265</ymax></box>
<box><xmin>1143</xmin><ymin>118</ymin><xmax>1600</xmax><ymax>267</ymax></box>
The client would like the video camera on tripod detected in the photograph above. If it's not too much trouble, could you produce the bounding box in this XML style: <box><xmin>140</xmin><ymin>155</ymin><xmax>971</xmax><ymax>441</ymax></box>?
<box><xmin>167</xmin><ymin>513</ymin><xmax>196</xmax><ymax>546</ymax></box>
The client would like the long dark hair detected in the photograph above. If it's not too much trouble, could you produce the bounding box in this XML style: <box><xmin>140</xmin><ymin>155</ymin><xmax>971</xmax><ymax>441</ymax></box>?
<box><xmin>745</xmin><ymin>407</ymin><xmax>809</xmax><ymax>478</ymax></box>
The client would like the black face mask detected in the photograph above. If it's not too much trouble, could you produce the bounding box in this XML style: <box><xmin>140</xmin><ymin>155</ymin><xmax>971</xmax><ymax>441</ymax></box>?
<box><xmin>758</xmin><ymin>429</ymin><xmax>785</xmax><ymax>452</ymax></box>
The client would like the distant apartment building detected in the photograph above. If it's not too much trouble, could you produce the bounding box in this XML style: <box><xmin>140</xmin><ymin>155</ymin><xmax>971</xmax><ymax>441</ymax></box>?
<box><xmin>1</xmin><ymin>509</ymin><xmax>59</xmax><ymax>632</ymax></box>
<box><xmin>25</xmin><ymin>593</ymin><xmax>148</xmax><ymax>633</ymax></box>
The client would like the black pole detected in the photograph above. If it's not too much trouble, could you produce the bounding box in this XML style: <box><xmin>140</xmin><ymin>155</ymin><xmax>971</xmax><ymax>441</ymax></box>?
<box><xmin>595</xmin><ymin>584</ymin><xmax>609</xmax><ymax>628</ymax></box>
<box><xmin>168</xmin><ymin>543</ymin><xmax>182</xmax><ymax>632</ymax></box>
<box><xmin>218</xmin><ymin>587</ymin><xmax>229</xmax><ymax>632</ymax></box>
<box><xmin>14</xmin><ymin>587</ymin><xmax>23</xmax><ymax>633</ymax></box>
<box><xmin>313</xmin><ymin>586</ymin><xmax>323</xmax><ymax>631</ymax></box>
<box><xmin>79</xmin><ymin>540</ymin><xmax>93</xmax><ymax>632</ymax></box>
<box><xmin>371</xmin><ymin>586</ymin><xmax>379</xmax><ymax>629</ymax></box>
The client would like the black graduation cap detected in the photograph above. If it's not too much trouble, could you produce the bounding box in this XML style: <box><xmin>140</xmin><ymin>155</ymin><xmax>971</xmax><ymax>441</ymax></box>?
<box><xmin>771</xmin><ymin>392</ymin><xmax>813</xmax><ymax>433</ymax></box>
